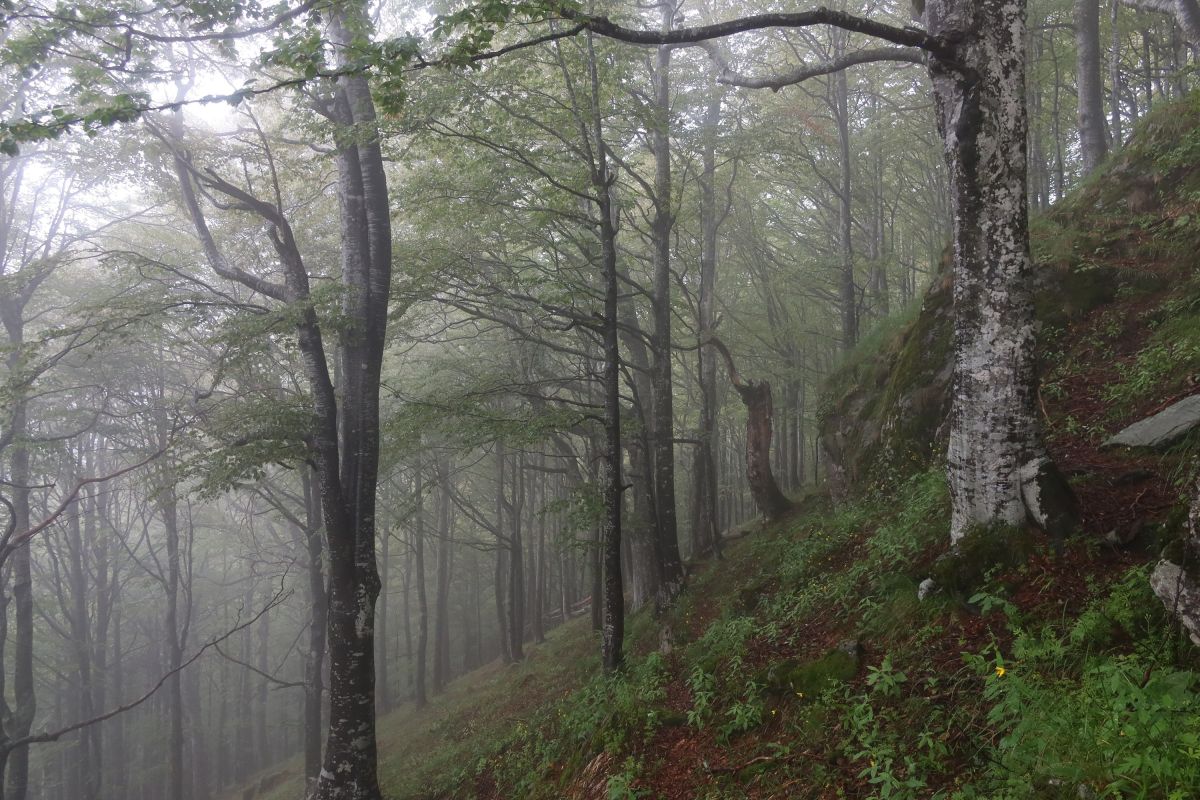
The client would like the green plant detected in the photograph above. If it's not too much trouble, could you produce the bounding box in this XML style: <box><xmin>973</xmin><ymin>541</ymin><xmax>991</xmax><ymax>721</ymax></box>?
<box><xmin>865</xmin><ymin>655</ymin><xmax>908</xmax><ymax>699</ymax></box>
<box><xmin>605</xmin><ymin>758</ymin><xmax>646</xmax><ymax>800</ymax></box>
<box><xmin>686</xmin><ymin>665</ymin><xmax>715</xmax><ymax>729</ymax></box>
<box><xmin>841</xmin><ymin>686</ymin><xmax>936</xmax><ymax>800</ymax></box>
<box><xmin>718</xmin><ymin>686</ymin><xmax>765</xmax><ymax>742</ymax></box>
<box><xmin>966</xmin><ymin>634</ymin><xmax>1200</xmax><ymax>798</ymax></box>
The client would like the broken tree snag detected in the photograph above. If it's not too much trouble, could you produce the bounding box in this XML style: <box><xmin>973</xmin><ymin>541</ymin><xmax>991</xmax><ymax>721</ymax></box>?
<box><xmin>704</xmin><ymin>336</ymin><xmax>793</xmax><ymax>522</ymax></box>
<box><xmin>1150</xmin><ymin>477</ymin><xmax>1200</xmax><ymax>644</ymax></box>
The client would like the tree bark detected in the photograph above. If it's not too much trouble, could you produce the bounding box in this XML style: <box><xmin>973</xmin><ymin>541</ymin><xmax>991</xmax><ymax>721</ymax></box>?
<box><xmin>833</xmin><ymin>32</ymin><xmax>859</xmax><ymax>352</ymax></box>
<box><xmin>704</xmin><ymin>337</ymin><xmax>792</xmax><ymax>522</ymax></box>
<box><xmin>299</xmin><ymin>468</ymin><xmax>327</xmax><ymax>791</ymax></box>
<box><xmin>412</xmin><ymin>469</ymin><xmax>428</xmax><ymax>708</ymax></box>
<box><xmin>692</xmin><ymin>64</ymin><xmax>724</xmax><ymax>558</ymax></box>
<box><xmin>433</xmin><ymin>461</ymin><xmax>454</xmax><ymax>688</ymax></box>
<box><xmin>1077</xmin><ymin>0</ymin><xmax>1110</xmax><ymax>174</ymax></box>
<box><xmin>924</xmin><ymin>0</ymin><xmax>1079</xmax><ymax>541</ymax></box>
<box><xmin>649</xmin><ymin>0</ymin><xmax>685</xmax><ymax>609</ymax></box>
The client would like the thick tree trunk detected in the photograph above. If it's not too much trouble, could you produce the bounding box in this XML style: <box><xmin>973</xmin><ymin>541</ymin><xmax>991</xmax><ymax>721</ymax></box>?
<box><xmin>314</xmin><ymin>9</ymin><xmax>390</xmax><ymax>797</ymax></box>
<box><xmin>1077</xmin><ymin>0</ymin><xmax>1110</xmax><ymax>174</ymax></box>
<box><xmin>925</xmin><ymin>0</ymin><xmax>1079</xmax><ymax>542</ymax></box>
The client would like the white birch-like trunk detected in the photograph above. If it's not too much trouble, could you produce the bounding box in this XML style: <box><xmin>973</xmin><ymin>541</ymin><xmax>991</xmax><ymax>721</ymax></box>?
<box><xmin>925</xmin><ymin>0</ymin><xmax>1072</xmax><ymax>542</ymax></box>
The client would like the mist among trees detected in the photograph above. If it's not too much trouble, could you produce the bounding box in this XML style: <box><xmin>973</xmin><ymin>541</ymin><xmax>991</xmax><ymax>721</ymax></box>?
<box><xmin>2</xmin><ymin>0</ymin><xmax>1199</xmax><ymax>798</ymax></box>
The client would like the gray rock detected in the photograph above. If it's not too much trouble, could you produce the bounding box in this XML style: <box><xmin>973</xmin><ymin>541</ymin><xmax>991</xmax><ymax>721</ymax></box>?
<box><xmin>918</xmin><ymin>577</ymin><xmax>937</xmax><ymax>601</ymax></box>
<box><xmin>836</xmin><ymin>639</ymin><xmax>864</xmax><ymax>668</ymax></box>
<box><xmin>1103</xmin><ymin>394</ymin><xmax>1200</xmax><ymax>449</ymax></box>
<box><xmin>1103</xmin><ymin>518</ymin><xmax>1147</xmax><ymax>548</ymax></box>
<box><xmin>1150</xmin><ymin>559</ymin><xmax>1200</xmax><ymax>645</ymax></box>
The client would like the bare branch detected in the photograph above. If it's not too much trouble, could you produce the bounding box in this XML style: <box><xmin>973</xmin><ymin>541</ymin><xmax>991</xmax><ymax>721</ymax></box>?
<box><xmin>717</xmin><ymin>47</ymin><xmax>925</xmax><ymax>90</ymax></box>
<box><xmin>551</xmin><ymin>6</ymin><xmax>952</xmax><ymax>55</ymax></box>
<box><xmin>1</xmin><ymin>584</ymin><xmax>291</xmax><ymax>754</ymax></box>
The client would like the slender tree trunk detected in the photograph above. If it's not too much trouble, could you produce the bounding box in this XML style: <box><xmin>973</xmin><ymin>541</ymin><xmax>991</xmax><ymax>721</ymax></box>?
<box><xmin>585</xmin><ymin>31</ymin><xmax>625</xmax><ymax>671</ymax></box>
<box><xmin>433</xmin><ymin>462</ymin><xmax>454</xmax><ymax>689</ymax></box>
<box><xmin>694</xmin><ymin>65</ymin><xmax>724</xmax><ymax>557</ymax></box>
<box><xmin>413</xmin><ymin>470</ymin><xmax>428</xmax><ymax>708</ymax></box>
<box><xmin>299</xmin><ymin>469</ymin><xmax>327</xmax><ymax>791</ymax></box>
<box><xmin>834</xmin><ymin>34</ymin><xmax>858</xmax><ymax>352</ymax></box>
<box><xmin>159</xmin><ymin>477</ymin><xmax>185</xmax><ymax>800</ymax></box>
<box><xmin>1112</xmin><ymin>0</ymin><xmax>1125</xmax><ymax>146</ymax></box>
<box><xmin>648</xmin><ymin>2</ymin><xmax>684</xmax><ymax>609</ymax></box>
<box><xmin>1077</xmin><ymin>0</ymin><xmax>1110</xmax><ymax>174</ymax></box>
<box><xmin>507</xmin><ymin>453</ymin><xmax>525</xmax><ymax>660</ymax></box>
<box><xmin>375</xmin><ymin>521</ymin><xmax>390</xmax><ymax>714</ymax></box>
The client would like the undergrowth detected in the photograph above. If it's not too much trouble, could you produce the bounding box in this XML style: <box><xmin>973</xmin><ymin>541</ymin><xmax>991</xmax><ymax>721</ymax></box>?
<box><xmin>452</xmin><ymin>464</ymin><xmax>1199</xmax><ymax>800</ymax></box>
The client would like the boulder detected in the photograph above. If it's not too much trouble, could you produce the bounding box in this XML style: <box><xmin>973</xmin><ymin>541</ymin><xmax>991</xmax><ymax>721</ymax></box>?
<box><xmin>1103</xmin><ymin>394</ymin><xmax>1200</xmax><ymax>449</ymax></box>
<box><xmin>1150</xmin><ymin>478</ymin><xmax>1200</xmax><ymax>644</ymax></box>
<box><xmin>1150</xmin><ymin>559</ymin><xmax>1200</xmax><ymax>645</ymax></box>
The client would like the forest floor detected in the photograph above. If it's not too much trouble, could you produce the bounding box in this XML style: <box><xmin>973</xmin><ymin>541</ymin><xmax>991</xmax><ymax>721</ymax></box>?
<box><xmin>230</xmin><ymin>93</ymin><xmax>1200</xmax><ymax>800</ymax></box>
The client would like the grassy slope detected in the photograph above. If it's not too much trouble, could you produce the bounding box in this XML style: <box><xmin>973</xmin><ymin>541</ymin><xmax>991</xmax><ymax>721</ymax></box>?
<box><xmin>236</xmin><ymin>92</ymin><xmax>1200</xmax><ymax>800</ymax></box>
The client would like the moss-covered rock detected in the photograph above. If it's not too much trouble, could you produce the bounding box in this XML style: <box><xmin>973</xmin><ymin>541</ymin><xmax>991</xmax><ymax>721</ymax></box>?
<box><xmin>929</xmin><ymin>523</ymin><xmax>1038</xmax><ymax>599</ymax></box>
<box><xmin>820</xmin><ymin>269</ymin><xmax>954</xmax><ymax>500</ymax></box>
<box><xmin>756</xmin><ymin>647</ymin><xmax>860</xmax><ymax>700</ymax></box>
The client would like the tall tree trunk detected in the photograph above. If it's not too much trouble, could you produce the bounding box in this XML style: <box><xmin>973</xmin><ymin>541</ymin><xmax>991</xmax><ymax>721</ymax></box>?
<box><xmin>1112</xmin><ymin>0</ymin><xmax>1125</xmax><ymax>146</ymax></box>
<box><xmin>493</xmin><ymin>446</ymin><xmax>513</xmax><ymax>664</ymax></box>
<box><xmin>433</xmin><ymin>462</ymin><xmax>454</xmax><ymax>689</ymax></box>
<box><xmin>649</xmin><ymin>1</ymin><xmax>685</xmax><ymax>609</ymax></box>
<box><xmin>314</xmin><ymin>9</ymin><xmax>390</xmax><ymax>796</ymax></box>
<box><xmin>585</xmin><ymin>31</ymin><xmax>626</xmax><ymax>671</ymax></box>
<box><xmin>834</xmin><ymin>32</ymin><xmax>858</xmax><ymax>352</ymax></box>
<box><xmin>375</xmin><ymin>520</ymin><xmax>390</xmax><ymax>714</ymax></box>
<box><xmin>506</xmin><ymin>452</ymin><xmax>525</xmax><ymax>661</ymax></box>
<box><xmin>299</xmin><ymin>468</ymin><xmax>327</xmax><ymax>791</ymax></box>
<box><xmin>1077</xmin><ymin>0</ymin><xmax>1110</xmax><ymax>174</ymax></box>
<box><xmin>925</xmin><ymin>0</ymin><xmax>1079</xmax><ymax>542</ymax></box>
<box><xmin>693</xmin><ymin>65</ymin><xmax>724</xmax><ymax>557</ymax></box>
<box><xmin>412</xmin><ymin>470</ymin><xmax>428</xmax><ymax>708</ymax></box>
<box><xmin>158</xmin><ymin>474</ymin><xmax>185</xmax><ymax>800</ymax></box>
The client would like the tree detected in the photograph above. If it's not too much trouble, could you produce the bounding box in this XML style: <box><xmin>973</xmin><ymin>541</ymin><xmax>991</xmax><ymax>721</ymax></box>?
<box><xmin>1077</xmin><ymin>0</ymin><xmax>1110</xmax><ymax>173</ymax></box>
<box><xmin>157</xmin><ymin>6</ymin><xmax>392</xmax><ymax>793</ymax></box>
<box><xmin>504</xmin><ymin>0</ymin><xmax>1079</xmax><ymax>543</ymax></box>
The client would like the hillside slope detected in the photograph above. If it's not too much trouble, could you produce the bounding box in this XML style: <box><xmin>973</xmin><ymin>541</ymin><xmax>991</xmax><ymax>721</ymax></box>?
<box><xmin>237</xmin><ymin>92</ymin><xmax>1200</xmax><ymax>800</ymax></box>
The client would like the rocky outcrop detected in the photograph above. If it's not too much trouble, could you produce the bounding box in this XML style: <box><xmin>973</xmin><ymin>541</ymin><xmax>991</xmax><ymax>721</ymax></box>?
<box><xmin>1150</xmin><ymin>478</ymin><xmax>1200</xmax><ymax>644</ymax></box>
<box><xmin>820</xmin><ymin>255</ymin><xmax>1123</xmax><ymax>499</ymax></box>
<box><xmin>820</xmin><ymin>270</ymin><xmax>954</xmax><ymax>500</ymax></box>
<box><xmin>1103</xmin><ymin>394</ymin><xmax>1200</xmax><ymax>450</ymax></box>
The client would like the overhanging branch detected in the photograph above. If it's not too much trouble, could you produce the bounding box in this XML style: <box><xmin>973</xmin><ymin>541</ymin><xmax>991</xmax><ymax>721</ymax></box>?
<box><xmin>717</xmin><ymin>46</ymin><xmax>926</xmax><ymax>90</ymax></box>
